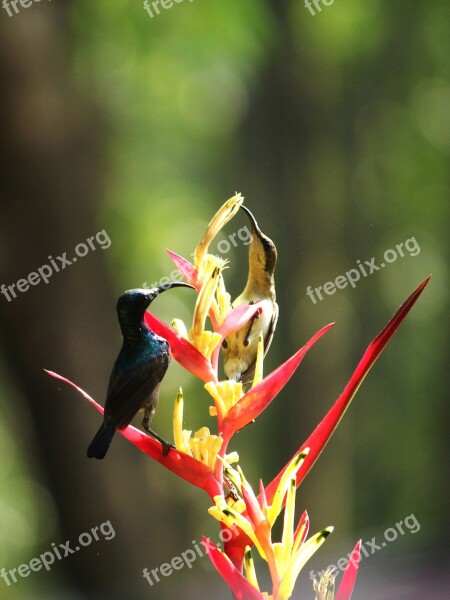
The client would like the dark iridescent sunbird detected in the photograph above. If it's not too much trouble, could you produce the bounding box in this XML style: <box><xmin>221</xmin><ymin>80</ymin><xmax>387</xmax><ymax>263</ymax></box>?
<box><xmin>221</xmin><ymin>204</ymin><xmax>278</xmax><ymax>382</ymax></box>
<box><xmin>87</xmin><ymin>282</ymin><xmax>194</xmax><ymax>460</ymax></box>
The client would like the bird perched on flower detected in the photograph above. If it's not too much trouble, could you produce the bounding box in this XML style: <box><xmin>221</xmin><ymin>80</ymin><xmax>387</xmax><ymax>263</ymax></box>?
<box><xmin>221</xmin><ymin>204</ymin><xmax>278</xmax><ymax>382</ymax></box>
<box><xmin>87</xmin><ymin>282</ymin><xmax>194</xmax><ymax>459</ymax></box>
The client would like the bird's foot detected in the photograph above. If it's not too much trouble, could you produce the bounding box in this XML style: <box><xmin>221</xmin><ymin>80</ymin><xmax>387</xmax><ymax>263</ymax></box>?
<box><xmin>143</xmin><ymin>425</ymin><xmax>175</xmax><ymax>457</ymax></box>
<box><xmin>161</xmin><ymin>441</ymin><xmax>175</xmax><ymax>457</ymax></box>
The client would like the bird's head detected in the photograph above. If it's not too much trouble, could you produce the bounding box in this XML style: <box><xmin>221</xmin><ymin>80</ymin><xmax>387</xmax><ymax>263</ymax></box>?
<box><xmin>241</xmin><ymin>204</ymin><xmax>277</xmax><ymax>278</ymax></box>
<box><xmin>117</xmin><ymin>282</ymin><xmax>194</xmax><ymax>325</ymax></box>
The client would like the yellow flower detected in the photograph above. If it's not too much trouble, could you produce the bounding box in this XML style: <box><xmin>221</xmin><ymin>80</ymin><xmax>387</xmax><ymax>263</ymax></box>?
<box><xmin>205</xmin><ymin>380</ymin><xmax>244</xmax><ymax>420</ymax></box>
<box><xmin>194</xmin><ymin>193</ymin><xmax>244</xmax><ymax>279</ymax></box>
<box><xmin>206</xmin><ymin>450</ymin><xmax>335</xmax><ymax>600</ymax></box>
<box><xmin>173</xmin><ymin>388</ymin><xmax>236</xmax><ymax>471</ymax></box>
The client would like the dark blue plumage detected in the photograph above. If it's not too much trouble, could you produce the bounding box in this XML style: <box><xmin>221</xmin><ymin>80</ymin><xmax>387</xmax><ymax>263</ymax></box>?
<box><xmin>87</xmin><ymin>283</ymin><xmax>193</xmax><ymax>459</ymax></box>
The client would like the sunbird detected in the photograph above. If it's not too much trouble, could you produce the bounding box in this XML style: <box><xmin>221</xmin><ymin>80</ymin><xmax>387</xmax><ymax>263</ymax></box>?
<box><xmin>221</xmin><ymin>204</ymin><xmax>278</xmax><ymax>382</ymax></box>
<box><xmin>87</xmin><ymin>282</ymin><xmax>194</xmax><ymax>459</ymax></box>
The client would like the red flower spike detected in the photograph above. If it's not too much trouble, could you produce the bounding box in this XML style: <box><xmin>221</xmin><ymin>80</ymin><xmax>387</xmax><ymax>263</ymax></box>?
<box><xmin>46</xmin><ymin>371</ymin><xmax>221</xmax><ymax>498</ymax></box>
<box><xmin>144</xmin><ymin>311</ymin><xmax>217</xmax><ymax>383</ymax></box>
<box><xmin>203</xmin><ymin>537</ymin><xmax>266</xmax><ymax>600</ymax></box>
<box><xmin>264</xmin><ymin>276</ymin><xmax>431</xmax><ymax>505</ymax></box>
<box><xmin>211</xmin><ymin>301</ymin><xmax>266</xmax><ymax>372</ymax></box>
<box><xmin>166</xmin><ymin>249</ymin><xmax>201</xmax><ymax>288</ymax></box>
<box><xmin>220</xmin><ymin>323</ymin><xmax>334</xmax><ymax>447</ymax></box>
<box><xmin>335</xmin><ymin>539</ymin><xmax>361</xmax><ymax>600</ymax></box>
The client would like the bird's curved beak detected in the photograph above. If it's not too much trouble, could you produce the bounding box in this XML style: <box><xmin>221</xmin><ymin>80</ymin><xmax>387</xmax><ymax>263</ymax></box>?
<box><xmin>147</xmin><ymin>281</ymin><xmax>195</xmax><ymax>304</ymax></box>
<box><xmin>240</xmin><ymin>204</ymin><xmax>263</xmax><ymax>237</ymax></box>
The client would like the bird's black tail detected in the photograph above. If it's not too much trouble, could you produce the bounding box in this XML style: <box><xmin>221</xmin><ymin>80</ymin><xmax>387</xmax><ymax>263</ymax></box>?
<box><xmin>87</xmin><ymin>423</ymin><xmax>116</xmax><ymax>459</ymax></box>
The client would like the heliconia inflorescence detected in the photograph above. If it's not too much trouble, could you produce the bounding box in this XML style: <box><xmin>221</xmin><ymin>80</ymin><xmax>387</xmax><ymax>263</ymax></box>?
<box><xmin>47</xmin><ymin>193</ymin><xmax>430</xmax><ymax>599</ymax></box>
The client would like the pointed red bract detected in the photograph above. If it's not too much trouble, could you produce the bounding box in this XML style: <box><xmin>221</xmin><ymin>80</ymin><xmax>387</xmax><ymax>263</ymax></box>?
<box><xmin>241</xmin><ymin>481</ymin><xmax>265</xmax><ymax>529</ymax></box>
<box><xmin>220</xmin><ymin>323</ymin><xmax>334</xmax><ymax>445</ymax></box>
<box><xmin>293</xmin><ymin>511</ymin><xmax>309</xmax><ymax>547</ymax></box>
<box><xmin>263</xmin><ymin>277</ymin><xmax>430</xmax><ymax>505</ymax></box>
<box><xmin>46</xmin><ymin>371</ymin><xmax>221</xmax><ymax>498</ymax></box>
<box><xmin>144</xmin><ymin>311</ymin><xmax>217</xmax><ymax>383</ymax></box>
<box><xmin>166</xmin><ymin>249</ymin><xmax>201</xmax><ymax>288</ymax></box>
<box><xmin>203</xmin><ymin>537</ymin><xmax>266</xmax><ymax>600</ymax></box>
<box><xmin>335</xmin><ymin>540</ymin><xmax>361</xmax><ymax>600</ymax></box>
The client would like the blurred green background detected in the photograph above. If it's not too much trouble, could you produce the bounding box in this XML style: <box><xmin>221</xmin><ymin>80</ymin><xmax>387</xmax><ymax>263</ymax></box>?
<box><xmin>0</xmin><ymin>0</ymin><xmax>448</xmax><ymax>598</ymax></box>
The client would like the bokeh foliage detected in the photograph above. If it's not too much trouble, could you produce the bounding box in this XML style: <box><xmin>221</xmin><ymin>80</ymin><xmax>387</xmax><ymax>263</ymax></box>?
<box><xmin>0</xmin><ymin>0</ymin><xmax>448</xmax><ymax>597</ymax></box>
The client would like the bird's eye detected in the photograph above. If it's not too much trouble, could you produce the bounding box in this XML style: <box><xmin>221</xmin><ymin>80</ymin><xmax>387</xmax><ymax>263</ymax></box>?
<box><xmin>222</xmin><ymin>340</ymin><xmax>228</xmax><ymax>349</ymax></box>
<box><xmin>243</xmin><ymin>339</ymin><xmax>249</xmax><ymax>347</ymax></box>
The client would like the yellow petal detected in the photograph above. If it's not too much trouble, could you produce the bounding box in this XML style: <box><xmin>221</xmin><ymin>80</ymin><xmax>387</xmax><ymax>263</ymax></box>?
<box><xmin>191</xmin><ymin>267</ymin><xmax>221</xmax><ymax>338</ymax></box>
<box><xmin>278</xmin><ymin>527</ymin><xmax>333</xmax><ymax>600</ymax></box>
<box><xmin>244</xmin><ymin>547</ymin><xmax>260</xmax><ymax>591</ymax></box>
<box><xmin>221</xmin><ymin>507</ymin><xmax>267</xmax><ymax>560</ymax></box>
<box><xmin>281</xmin><ymin>478</ymin><xmax>296</xmax><ymax>572</ymax></box>
<box><xmin>267</xmin><ymin>450</ymin><xmax>309</xmax><ymax>525</ymax></box>
<box><xmin>173</xmin><ymin>388</ymin><xmax>186</xmax><ymax>452</ymax></box>
<box><xmin>194</xmin><ymin>193</ymin><xmax>244</xmax><ymax>272</ymax></box>
<box><xmin>216</xmin><ymin>273</ymin><xmax>232</xmax><ymax>324</ymax></box>
<box><xmin>205</xmin><ymin>382</ymin><xmax>227</xmax><ymax>421</ymax></box>
<box><xmin>224</xmin><ymin>451</ymin><xmax>240</xmax><ymax>464</ymax></box>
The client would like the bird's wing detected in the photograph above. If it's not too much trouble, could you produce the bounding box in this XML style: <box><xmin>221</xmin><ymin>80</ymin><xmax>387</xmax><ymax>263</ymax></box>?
<box><xmin>263</xmin><ymin>301</ymin><xmax>279</xmax><ymax>357</ymax></box>
<box><xmin>104</xmin><ymin>353</ymin><xmax>169</xmax><ymax>430</ymax></box>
